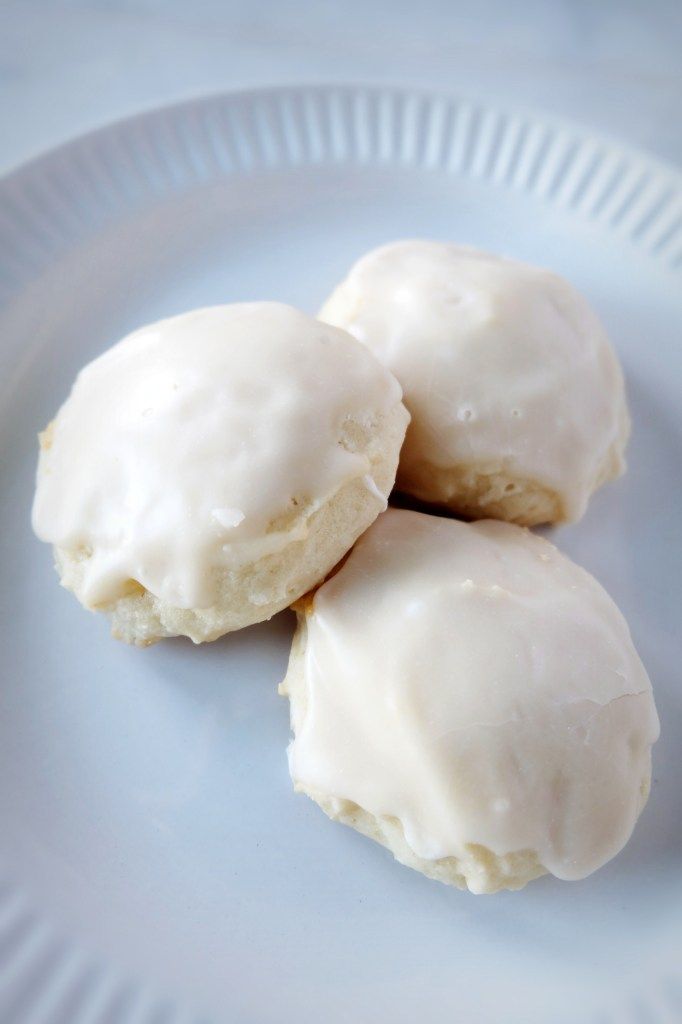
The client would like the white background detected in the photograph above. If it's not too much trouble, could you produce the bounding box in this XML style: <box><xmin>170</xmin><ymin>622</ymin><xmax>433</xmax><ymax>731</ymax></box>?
<box><xmin>1</xmin><ymin>0</ymin><xmax>681</xmax><ymax>174</ymax></box>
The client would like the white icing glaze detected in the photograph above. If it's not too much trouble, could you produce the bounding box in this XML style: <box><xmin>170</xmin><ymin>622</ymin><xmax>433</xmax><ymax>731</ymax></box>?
<box><xmin>287</xmin><ymin>509</ymin><xmax>659</xmax><ymax>884</ymax></box>
<box><xmin>32</xmin><ymin>303</ymin><xmax>404</xmax><ymax>609</ymax></box>
<box><xmin>320</xmin><ymin>240</ymin><xmax>629</xmax><ymax>520</ymax></box>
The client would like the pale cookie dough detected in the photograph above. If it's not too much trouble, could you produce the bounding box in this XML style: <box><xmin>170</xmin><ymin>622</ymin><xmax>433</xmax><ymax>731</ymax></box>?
<box><xmin>282</xmin><ymin>509</ymin><xmax>659</xmax><ymax>893</ymax></box>
<box><xmin>32</xmin><ymin>303</ymin><xmax>409</xmax><ymax>644</ymax></box>
<box><xmin>320</xmin><ymin>240</ymin><xmax>630</xmax><ymax>525</ymax></box>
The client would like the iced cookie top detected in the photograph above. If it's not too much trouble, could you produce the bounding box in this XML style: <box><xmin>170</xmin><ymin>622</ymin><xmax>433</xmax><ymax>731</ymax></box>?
<box><xmin>32</xmin><ymin>303</ymin><xmax>405</xmax><ymax>609</ymax></box>
<box><xmin>320</xmin><ymin>240</ymin><xmax>629</xmax><ymax>520</ymax></box>
<box><xmin>287</xmin><ymin>509</ymin><xmax>659</xmax><ymax>889</ymax></box>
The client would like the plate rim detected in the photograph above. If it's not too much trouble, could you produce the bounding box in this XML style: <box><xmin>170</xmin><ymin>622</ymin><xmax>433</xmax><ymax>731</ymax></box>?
<box><xmin>1</xmin><ymin>81</ymin><xmax>682</xmax><ymax>191</ymax></box>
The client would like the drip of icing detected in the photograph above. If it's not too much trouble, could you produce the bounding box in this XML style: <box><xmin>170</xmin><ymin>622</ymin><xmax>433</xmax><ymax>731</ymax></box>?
<box><xmin>212</xmin><ymin>508</ymin><xmax>245</xmax><ymax>529</ymax></box>
<box><xmin>362</xmin><ymin>474</ymin><xmax>388</xmax><ymax>509</ymax></box>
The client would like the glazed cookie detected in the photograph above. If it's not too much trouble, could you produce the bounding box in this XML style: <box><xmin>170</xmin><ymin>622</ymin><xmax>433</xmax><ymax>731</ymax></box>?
<box><xmin>320</xmin><ymin>240</ymin><xmax>629</xmax><ymax>525</ymax></box>
<box><xmin>32</xmin><ymin>303</ymin><xmax>409</xmax><ymax>644</ymax></box>
<box><xmin>281</xmin><ymin>509</ymin><xmax>659</xmax><ymax>893</ymax></box>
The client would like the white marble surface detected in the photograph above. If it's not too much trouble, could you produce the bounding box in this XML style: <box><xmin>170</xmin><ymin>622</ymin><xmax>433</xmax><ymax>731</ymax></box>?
<box><xmin>1</xmin><ymin>0</ymin><xmax>681</xmax><ymax>175</ymax></box>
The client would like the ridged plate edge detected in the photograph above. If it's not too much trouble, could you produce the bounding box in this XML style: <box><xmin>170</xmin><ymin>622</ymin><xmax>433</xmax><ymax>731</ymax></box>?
<box><xmin>0</xmin><ymin>84</ymin><xmax>681</xmax><ymax>304</ymax></box>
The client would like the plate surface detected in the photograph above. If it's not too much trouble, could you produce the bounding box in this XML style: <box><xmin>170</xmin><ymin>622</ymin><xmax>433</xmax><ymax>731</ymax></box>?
<box><xmin>1</xmin><ymin>85</ymin><xmax>681</xmax><ymax>1024</ymax></box>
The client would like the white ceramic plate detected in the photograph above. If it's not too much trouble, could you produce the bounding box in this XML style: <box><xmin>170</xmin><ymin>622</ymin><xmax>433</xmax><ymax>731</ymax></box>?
<box><xmin>1</xmin><ymin>85</ymin><xmax>681</xmax><ymax>1024</ymax></box>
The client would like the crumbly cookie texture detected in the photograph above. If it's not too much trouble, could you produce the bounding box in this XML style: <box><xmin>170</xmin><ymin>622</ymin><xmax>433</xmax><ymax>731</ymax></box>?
<box><xmin>33</xmin><ymin>303</ymin><xmax>409</xmax><ymax>644</ymax></box>
<box><xmin>282</xmin><ymin>510</ymin><xmax>659</xmax><ymax>893</ymax></box>
<box><xmin>320</xmin><ymin>240</ymin><xmax>630</xmax><ymax>525</ymax></box>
